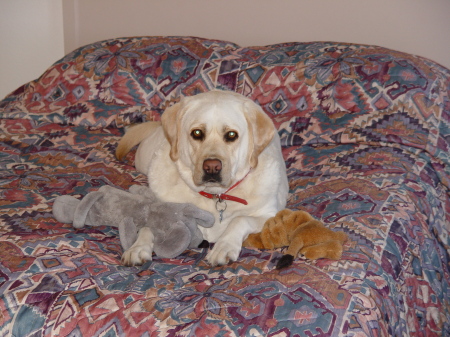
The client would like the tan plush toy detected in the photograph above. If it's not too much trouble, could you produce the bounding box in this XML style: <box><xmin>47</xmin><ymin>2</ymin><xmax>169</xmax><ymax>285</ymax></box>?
<box><xmin>243</xmin><ymin>209</ymin><xmax>347</xmax><ymax>269</ymax></box>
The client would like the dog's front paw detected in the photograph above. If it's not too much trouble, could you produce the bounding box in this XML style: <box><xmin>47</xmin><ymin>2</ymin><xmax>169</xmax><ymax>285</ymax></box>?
<box><xmin>206</xmin><ymin>240</ymin><xmax>242</xmax><ymax>266</ymax></box>
<box><xmin>121</xmin><ymin>245</ymin><xmax>153</xmax><ymax>266</ymax></box>
<box><xmin>121</xmin><ymin>227</ymin><xmax>154</xmax><ymax>266</ymax></box>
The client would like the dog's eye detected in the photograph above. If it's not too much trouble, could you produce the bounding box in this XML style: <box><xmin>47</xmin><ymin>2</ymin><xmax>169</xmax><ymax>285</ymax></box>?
<box><xmin>225</xmin><ymin>131</ymin><xmax>238</xmax><ymax>142</ymax></box>
<box><xmin>191</xmin><ymin>129</ymin><xmax>204</xmax><ymax>140</ymax></box>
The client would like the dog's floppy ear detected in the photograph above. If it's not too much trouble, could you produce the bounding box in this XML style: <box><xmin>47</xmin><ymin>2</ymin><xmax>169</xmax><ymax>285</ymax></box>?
<box><xmin>161</xmin><ymin>100</ymin><xmax>187</xmax><ymax>161</ymax></box>
<box><xmin>244</xmin><ymin>101</ymin><xmax>275</xmax><ymax>168</ymax></box>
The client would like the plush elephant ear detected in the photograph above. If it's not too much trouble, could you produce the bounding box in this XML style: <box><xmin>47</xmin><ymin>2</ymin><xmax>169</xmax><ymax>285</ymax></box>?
<box><xmin>178</xmin><ymin>204</ymin><xmax>213</xmax><ymax>249</ymax></box>
<box><xmin>182</xmin><ymin>204</ymin><xmax>215</xmax><ymax>228</ymax></box>
<box><xmin>153</xmin><ymin>221</ymin><xmax>192</xmax><ymax>259</ymax></box>
<box><xmin>118</xmin><ymin>217</ymin><xmax>138</xmax><ymax>251</ymax></box>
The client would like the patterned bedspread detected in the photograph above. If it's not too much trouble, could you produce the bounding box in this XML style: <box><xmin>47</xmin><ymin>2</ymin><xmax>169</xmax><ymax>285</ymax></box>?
<box><xmin>1</xmin><ymin>36</ymin><xmax>449</xmax><ymax>336</ymax></box>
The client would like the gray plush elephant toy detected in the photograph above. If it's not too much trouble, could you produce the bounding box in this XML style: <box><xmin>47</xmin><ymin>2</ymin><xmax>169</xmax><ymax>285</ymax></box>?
<box><xmin>52</xmin><ymin>185</ymin><xmax>214</xmax><ymax>259</ymax></box>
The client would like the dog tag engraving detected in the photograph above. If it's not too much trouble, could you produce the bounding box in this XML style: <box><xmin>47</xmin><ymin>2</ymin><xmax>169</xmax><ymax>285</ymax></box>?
<box><xmin>215</xmin><ymin>198</ymin><xmax>227</xmax><ymax>222</ymax></box>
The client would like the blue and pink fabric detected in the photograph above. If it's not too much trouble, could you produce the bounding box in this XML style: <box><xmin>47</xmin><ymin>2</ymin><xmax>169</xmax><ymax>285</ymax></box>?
<box><xmin>1</xmin><ymin>36</ymin><xmax>449</xmax><ymax>336</ymax></box>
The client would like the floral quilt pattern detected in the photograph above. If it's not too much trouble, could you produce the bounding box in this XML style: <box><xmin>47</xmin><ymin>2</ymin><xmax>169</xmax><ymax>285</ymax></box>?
<box><xmin>1</xmin><ymin>36</ymin><xmax>450</xmax><ymax>336</ymax></box>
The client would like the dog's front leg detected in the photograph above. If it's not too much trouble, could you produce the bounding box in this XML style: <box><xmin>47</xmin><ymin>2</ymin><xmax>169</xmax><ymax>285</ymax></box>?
<box><xmin>206</xmin><ymin>215</ymin><xmax>267</xmax><ymax>266</ymax></box>
<box><xmin>121</xmin><ymin>227</ymin><xmax>154</xmax><ymax>266</ymax></box>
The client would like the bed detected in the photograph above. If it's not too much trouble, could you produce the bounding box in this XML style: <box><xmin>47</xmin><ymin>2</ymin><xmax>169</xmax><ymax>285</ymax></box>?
<box><xmin>1</xmin><ymin>36</ymin><xmax>449</xmax><ymax>336</ymax></box>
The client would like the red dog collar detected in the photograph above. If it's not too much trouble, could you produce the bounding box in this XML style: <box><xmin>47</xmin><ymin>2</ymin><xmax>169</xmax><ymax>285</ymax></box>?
<box><xmin>199</xmin><ymin>171</ymin><xmax>251</xmax><ymax>205</ymax></box>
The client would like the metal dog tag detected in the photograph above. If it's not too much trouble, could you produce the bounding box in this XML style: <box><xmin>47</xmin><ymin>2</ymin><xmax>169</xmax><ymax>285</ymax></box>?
<box><xmin>215</xmin><ymin>198</ymin><xmax>227</xmax><ymax>222</ymax></box>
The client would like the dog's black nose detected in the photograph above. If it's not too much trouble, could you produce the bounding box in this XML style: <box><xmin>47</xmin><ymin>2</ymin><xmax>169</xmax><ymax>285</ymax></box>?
<box><xmin>203</xmin><ymin>159</ymin><xmax>222</xmax><ymax>175</ymax></box>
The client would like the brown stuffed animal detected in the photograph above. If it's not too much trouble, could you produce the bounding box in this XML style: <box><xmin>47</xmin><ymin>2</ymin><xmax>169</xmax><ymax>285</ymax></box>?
<box><xmin>243</xmin><ymin>209</ymin><xmax>347</xmax><ymax>269</ymax></box>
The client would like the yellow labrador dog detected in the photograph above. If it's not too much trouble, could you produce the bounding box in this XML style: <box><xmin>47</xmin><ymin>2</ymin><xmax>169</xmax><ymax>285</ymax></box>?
<box><xmin>116</xmin><ymin>90</ymin><xmax>288</xmax><ymax>266</ymax></box>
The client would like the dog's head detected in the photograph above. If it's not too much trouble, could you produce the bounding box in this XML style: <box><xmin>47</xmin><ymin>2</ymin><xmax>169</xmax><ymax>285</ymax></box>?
<box><xmin>161</xmin><ymin>91</ymin><xmax>275</xmax><ymax>194</ymax></box>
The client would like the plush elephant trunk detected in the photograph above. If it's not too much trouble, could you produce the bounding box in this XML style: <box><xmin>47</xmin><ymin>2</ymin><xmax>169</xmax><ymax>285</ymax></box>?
<box><xmin>53</xmin><ymin>192</ymin><xmax>103</xmax><ymax>228</ymax></box>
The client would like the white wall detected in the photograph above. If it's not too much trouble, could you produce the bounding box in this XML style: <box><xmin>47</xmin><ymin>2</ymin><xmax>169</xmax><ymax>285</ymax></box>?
<box><xmin>1</xmin><ymin>0</ymin><xmax>449</xmax><ymax>100</ymax></box>
<box><xmin>0</xmin><ymin>1</ymin><xmax>64</xmax><ymax>99</ymax></box>
<box><xmin>63</xmin><ymin>0</ymin><xmax>450</xmax><ymax>69</ymax></box>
